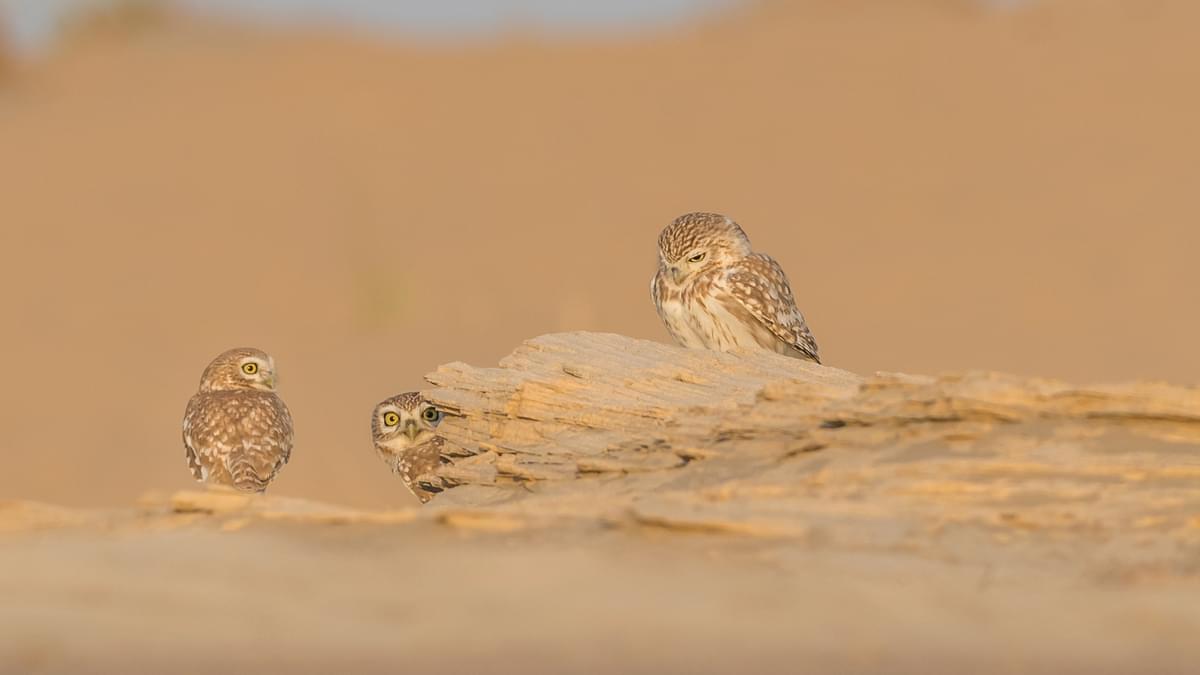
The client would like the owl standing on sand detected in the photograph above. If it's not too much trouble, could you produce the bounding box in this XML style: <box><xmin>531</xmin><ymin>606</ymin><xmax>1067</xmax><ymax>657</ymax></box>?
<box><xmin>182</xmin><ymin>347</ymin><xmax>294</xmax><ymax>493</ymax></box>
<box><xmin>371</xmin><ymin>392</ymin><xmax>451</xmax><ymax>504</ymax></box>
<box><xmin>651</xmin><ymin>212</ymin><xmax>820</xmax><ymax>363</ymax></box>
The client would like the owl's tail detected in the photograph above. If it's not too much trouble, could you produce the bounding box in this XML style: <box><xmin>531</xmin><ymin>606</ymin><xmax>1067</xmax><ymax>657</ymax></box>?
<box><xmin>227</xmin><ymin>457</ymin><xmax>279</xmax><ymax>493</ymax></box>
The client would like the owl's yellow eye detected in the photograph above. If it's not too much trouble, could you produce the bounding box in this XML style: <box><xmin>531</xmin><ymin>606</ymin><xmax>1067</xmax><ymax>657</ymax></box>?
<box><xmin>383</xmin><ymin>411</ymin><xmax>400</xmax><ymax>427</ymax></box>
<box><xmin>421</xmin><ymin>407</ymin><xmax>443</xmax><ymax>423</ymax></box>
<box><xmin>242</xmin><ymin>362</ymin><xmax>259</xmax><ymax>375</ymax></box>
<box><xmin>687</xmin><ymin>252</ymin><xmax>706</xmax><ymax>263</ymax></box>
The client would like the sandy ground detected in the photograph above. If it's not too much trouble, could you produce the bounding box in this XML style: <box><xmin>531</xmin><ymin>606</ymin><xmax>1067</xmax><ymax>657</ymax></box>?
<box><xmin>3</xmin><ymin>514</ymin><xmax>1197</xmax><ymax>675</ymax></box>
<box><xmin>5</xmin><ymin>464</ymin><xmax>1200</xmax><ymax>675</ymax></box>
<box><xmin>0</xmin><ymin>1</ymin><xmax>1198</xmax><ymax>509</ymax></box>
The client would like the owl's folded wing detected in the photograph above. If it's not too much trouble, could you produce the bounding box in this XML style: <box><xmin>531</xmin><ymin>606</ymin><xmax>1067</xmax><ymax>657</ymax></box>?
<box><xmin>182</xmin><ymin>396</ymin><xmax>215</xmax><ymax>481</ymax></box>
<box><xmin>721</xmin><ymin>253</ymin><xmax>820</xmax><ymax>363</ymax></box>
<box><xmin>271</xmin><ymin>397</ymin><xmax>295</xmax><ymax>468</ymax></box>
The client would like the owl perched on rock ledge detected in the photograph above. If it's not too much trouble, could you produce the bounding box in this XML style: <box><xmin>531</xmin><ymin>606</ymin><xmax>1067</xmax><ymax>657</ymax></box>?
<box><xmin>651</xmin><ymin>212</ymin><xmax>820</xmax><ymax>363</ymax></box>
<box><xmin>182</xmin><ymin>347</ymin><xmax>294</xmax><ymax>493</ymax></box>
<box><xmin>371</xmin><ymin>392</ymin><xmax>452</xmax><ymax>504</ymax></box>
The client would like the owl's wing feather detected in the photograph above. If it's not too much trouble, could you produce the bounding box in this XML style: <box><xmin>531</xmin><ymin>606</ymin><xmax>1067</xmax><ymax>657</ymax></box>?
<box><xmin>271</xmin><ymin>396</ymin><xmax>294</xmax><ymax>470</ymax></box>
<box><xmin>182</xmin><ymin>395</ymin><xmax>216</xmax><ymax>482</ymax></box>
<box><xmin>720</xmin><ymin>253</ymin><xmax>820</xmax><ymax>363</ymax></box>
<box><xmin>399</xmin><ymin>436</ymin><xmax>449</xmax><ymax>504</ymax></box>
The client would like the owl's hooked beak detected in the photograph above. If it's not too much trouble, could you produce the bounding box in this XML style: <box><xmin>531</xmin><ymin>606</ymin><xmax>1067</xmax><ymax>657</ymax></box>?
<box><xmin>403</xmin><ymin>419</ymin><xmax>421</xmax><ymax>441</ymax></box>
<box><xmin>669</xmin><ymin>265</ymin><xmax>685</xmax><ymax>285</ymax></box>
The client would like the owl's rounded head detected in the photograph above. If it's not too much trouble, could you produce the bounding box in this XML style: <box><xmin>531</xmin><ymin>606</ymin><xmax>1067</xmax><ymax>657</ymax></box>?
<box><xmin>656</xmin><ymin>212</ymin><xmax>753</xmax><ymax>286</ymax></box>
<box><xmin>372</xmin><ymin>392</ymin><xmax>444</xmax><ymax>457</ymax></box>
<box><xmin>198</xmin><ymin>347</ymin><xmax>278</xmax><ymax>393</ymax></box>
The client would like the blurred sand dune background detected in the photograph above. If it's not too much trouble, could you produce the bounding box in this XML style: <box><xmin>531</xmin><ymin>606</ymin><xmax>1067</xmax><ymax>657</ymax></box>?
<box><xmin>0</xmin><ymin>0</ymin><xmax>1197</xmax><ymax>508</ymax></box>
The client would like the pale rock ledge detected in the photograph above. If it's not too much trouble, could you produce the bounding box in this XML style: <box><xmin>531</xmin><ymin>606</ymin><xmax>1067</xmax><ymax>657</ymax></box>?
<box><xmin>422</xmin><ymin>331</ymin><xmax>1200</xmax><ymax>580</ymax></box>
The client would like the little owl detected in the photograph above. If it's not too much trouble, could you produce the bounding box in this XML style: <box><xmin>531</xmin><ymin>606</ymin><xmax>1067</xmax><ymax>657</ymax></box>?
<box><xmin>651</xmin><ymin>212</ymin><xmax>820</xmax><ymax>363</ymax></box>
<box><xmin>371</xmin><ymin>392</ymin><xmax>450</xmax><ymax>504</ymax></box>
<box><xmin>182</xmin><ymin>347</ymin><xmax>294</xmax><ymax>493</ymax></box>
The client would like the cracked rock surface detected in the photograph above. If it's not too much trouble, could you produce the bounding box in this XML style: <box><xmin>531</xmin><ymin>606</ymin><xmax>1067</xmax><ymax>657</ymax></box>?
<box><xmin>425</xmin><ymin>332</ymin><xmax>1200</xmax><ymax>583</ymax></box>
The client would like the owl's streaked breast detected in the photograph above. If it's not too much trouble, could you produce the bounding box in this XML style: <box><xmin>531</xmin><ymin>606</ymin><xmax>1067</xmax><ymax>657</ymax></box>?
<box><xmin>653</xmin><ymin>268</ymin><xmax>708</xmax><ymax>349</ymax></box>
<box><xmin>658</xmin><ymin>295</ymin><xmax>708</xmax><ymax>349</ymax></box>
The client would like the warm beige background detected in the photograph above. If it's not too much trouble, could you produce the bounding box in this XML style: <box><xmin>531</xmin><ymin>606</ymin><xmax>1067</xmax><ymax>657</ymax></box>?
<box><xmin>0</xmin><ymin>0</ymin><xmax>1196</xmax><ymax>508</ymax></box>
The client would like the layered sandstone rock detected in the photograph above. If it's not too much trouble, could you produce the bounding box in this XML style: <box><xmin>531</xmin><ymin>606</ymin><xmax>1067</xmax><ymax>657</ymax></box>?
<box><xmin>422</xmin><ymin>332</ymin><xmax>1200</xmax><ymax>582</ymax></box>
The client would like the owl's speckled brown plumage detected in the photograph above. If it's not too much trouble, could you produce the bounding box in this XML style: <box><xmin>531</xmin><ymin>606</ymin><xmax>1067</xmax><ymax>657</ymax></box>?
<box><xmin>371</xmin><ymin>392</ymin><xmax>450</xmax><ymax>504</ymax></box>
<box><xmin>651</xmin><ymin>212</ymin><xmax>820</xmax><ymax>363</ymax></box>
<box><xmin>182</xmin><ymin>348</ymin><xmax>293</xmax><ymax>493</ymax></box>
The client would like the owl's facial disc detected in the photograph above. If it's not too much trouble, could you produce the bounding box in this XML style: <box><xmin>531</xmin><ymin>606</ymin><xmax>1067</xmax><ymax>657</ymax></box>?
<box><xmin>376</xmin><ymin>406</ymin><xmax>434</xmax><ymax>448</ymax></box>
<box><xmin>239</xmin><ymin>356</ymin><xmax>276</xmax><ymax>391</ymax></box>
<box><xmin>402</xmin><ymin>418</ymin><xmax>421</xmax><ymax>441</ymax></box>
<box><xmin>666</xmin><ymin>249</ymin><xmax>711</xmax><ymax>285</ymax></box>
<box><xmin>380</xmin><ymin>408</ymin><xmax>401</xmax><ymax>429</ymax></box>
<box><xmin>419</xmin><ymin>404</ymin><xmax>444</xmax><ymax>427</ymax></box>
<box><xmin>377</xmin><ymin>407</ymin><xmax>409</xmax><ymax>446</ymax></box>
<box><xmin>394</xmin><ymin>404</ymin><xmax>443</xmax><ymax>441</ymax></box>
